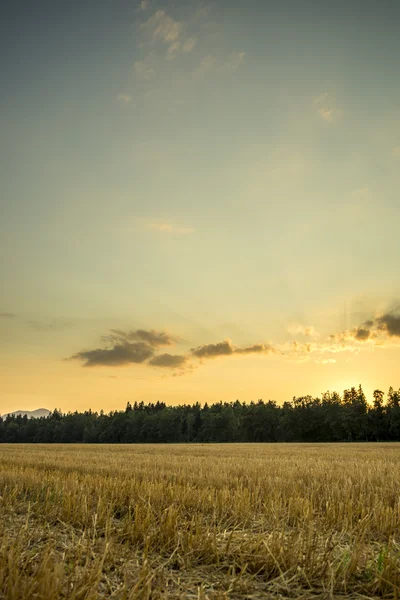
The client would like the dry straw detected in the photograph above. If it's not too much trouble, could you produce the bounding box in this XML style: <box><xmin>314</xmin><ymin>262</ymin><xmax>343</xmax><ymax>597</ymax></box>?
<box><xmin>0</xmin><ymin>443</ymin><xmax>399</xmax><ymax>599</ymax></box>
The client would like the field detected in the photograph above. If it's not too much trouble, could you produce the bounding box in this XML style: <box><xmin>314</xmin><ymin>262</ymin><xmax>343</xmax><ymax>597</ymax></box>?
<box><xmin>1</xmin><ymin>444</ymin><xmax>400</xmax><ymax>599</ymax></box>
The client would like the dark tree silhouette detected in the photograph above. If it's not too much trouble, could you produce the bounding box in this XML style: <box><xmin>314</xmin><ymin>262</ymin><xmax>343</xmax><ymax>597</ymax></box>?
<box><xmin>1</xmin><ymin>386</ymin><xmax>400</xmax><ymax>443</ymax></box>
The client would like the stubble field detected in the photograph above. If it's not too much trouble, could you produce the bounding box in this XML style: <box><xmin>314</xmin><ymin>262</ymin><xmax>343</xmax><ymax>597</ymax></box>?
<box><xmin>0</xmin><ymin>443</ymin><xmax>400</xmax><ymax>599</ymax></box>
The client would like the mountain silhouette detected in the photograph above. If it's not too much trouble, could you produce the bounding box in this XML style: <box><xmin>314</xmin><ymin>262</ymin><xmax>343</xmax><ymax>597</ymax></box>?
<box><xmin>1</xmin><ymin>408</ymin><xmax>50</xmax><ymax>419</ymax></box>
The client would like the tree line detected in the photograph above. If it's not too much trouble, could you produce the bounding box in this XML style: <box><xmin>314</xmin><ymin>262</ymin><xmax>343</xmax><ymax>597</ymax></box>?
<box><xmin>1</xmin><ymin>385</ymin><xmax>400</xmax><ymax>443</ymax></box>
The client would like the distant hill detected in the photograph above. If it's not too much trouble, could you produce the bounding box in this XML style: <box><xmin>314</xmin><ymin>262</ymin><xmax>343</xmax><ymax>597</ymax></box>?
<box><xmin>1</xmin><ymin>408</ymin><xmax>51</xmax><ymax>419</ymax></box>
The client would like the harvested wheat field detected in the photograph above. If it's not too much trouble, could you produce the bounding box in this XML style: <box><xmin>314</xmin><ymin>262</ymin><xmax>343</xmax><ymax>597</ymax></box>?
<box><xmin>1</xmin><ymin>444</ymin><xmax>400</xmax><ymax>599</ymax></box>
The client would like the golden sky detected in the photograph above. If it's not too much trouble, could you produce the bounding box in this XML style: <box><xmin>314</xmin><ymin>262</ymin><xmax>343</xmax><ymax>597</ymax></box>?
<box><xmin>1</xmin><ymin>0</ymin><xmax>400</xmax><ymax>414</ymax></box>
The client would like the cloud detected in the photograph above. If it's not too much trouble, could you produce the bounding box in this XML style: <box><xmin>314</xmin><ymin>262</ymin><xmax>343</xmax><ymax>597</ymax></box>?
<box><xmin>191</xmin><ymin>339</ymin><xmax>278</xmax><ymax>359</ymax></box>
<box><xmin>191</xmin><ymin>339</ymin><xmax>234</xmax><ymax>359</ymax></box>
<box><xmin>71</xmin><ymin>341</ymin><xmax>155</xmax><ymax>367</ymax></box>
<box><xmin>133</xmin><ymin>59</ymin><xmax>155</xmax><ymax>80</ymax></box>
<box><xmin>313</xmin><ymin>92</ymin><xmax>329</xmax><ymax>105</ymax></box>
<box><xmin>139</xmin><ymin>0</ymin><xmax>149</xmax><ymax>11</ymax></box>
<box><xmin>313</xmin><ymin>92</ymin><xmax>336</xmax><ymax>123</ymax></box>
<box><xmin>166</xmin><ymin>41</ymin><xmax>181</xmax><ymax>59</ymax></box>
<box><xmin>0</xmin><ymin>312</ymin><xmax>16</xmax><ymax>318</ymax></box>
<box><xmin>377</xmin><ymin>314</ymin><xmax>400</xmax><ymax>337</ymax></box>
<box><xmin>392</xmin><ymin>146</ymin><xmax>400</xmax><ymax>157</ymax></box>
<box><xmin>182</xmin><ymin>37</ymin><xmax>196</xmax><ymax>53</ymax></box>
<box><xmin>68</xmin><ymin>308</ymin><xmax>400</xmax><ymax>373</ymax></box>
<box><xmin>116</xmin><ymin>93</ymin><xmax>132</xmax><ymax>104</ymax></box>
<box><xmin>196</xmin><ymin>55</ymin><xmax>217</xmax><ymax>74</ymax></box>
<box><xmin>143</xmin><ymin>10</ymin><xmax>183</xmax><ymax>44</ymax></box>
<box><xmin>135</xmin><ymin>5</ymin><xmax>242</xmax><ymax>80</ymax></box>
<box><xmin>353</xmin><ymin>327</ymin><xmax>370</xmax><ymax>341</ymax></box>
<box><xmin>234</xmin><ymin>343</ymin><xmax>277</xmax><ymax>355</ymax></box>
<box><xmin>227</xmin><ymin>51</ymin><xmax>246</xmax><ymax>70</ymax></box>
<box><xmin>326</xmin><ymin>310</ymin><xmax>400</xmax><ymax>350</ymax></box>
<box><xmin>194</xmin><ymin>4</ymin><xmax>210</xmax><ymax>19</ymax></box>
<box><xmin>288</xmin><ymin>324</ymin><xmax>320</xmax><ymax>338</ymax></box>
<box><xmin>139</xmin><ymin>9</ymin><xmax>197</xmax><ymax>60</ymax></box>
<box><xmin>195</xmin><ymin>52</ymin><xmax>245</xmax><ymax>75</ymax></box>
<box><xmin>284</xmin><ymin>338</ymin><xmax>360</xmax><ymax>365</ymax></box>
<box><xmin>282</xmin><ymin>311</ymin><xmax>400</xmax><ymax>363</ymax></box>
<box><xmin>318</xmin><ymin>107</ymin><xmax>335</xmax><ymax>123</ymax></box>
<box><xmin>129</xmin><ymin>329</ymin><xmax>176</xmax><ymax>347</ymax></box>
<box><xmin>149</xmin><ymin>353</ymin><xmax>187</xmax><ymax>368</ymax></box>
<box><xmin>351</xmin><ymin>311</ymin><xmax>400</xmax><ymax>340</ymax></box>
<box><xmin>103</xmin><ymin>328</ymin><xmax>177</xmax><ymax>347</ymax></box>
<box><xmin>148</xmin><ymin>223</ymin><xmax>195</xmax><ymax>234</ymax></box>
<box><xmin>69</xmin><ymin>328</ymin><xmax>184</xmax><ymax>369</ymax></box>
<box><xmin>164</xmin><ymin>37</ymin><xmax>197</xmax><ymax>60</ymax></box>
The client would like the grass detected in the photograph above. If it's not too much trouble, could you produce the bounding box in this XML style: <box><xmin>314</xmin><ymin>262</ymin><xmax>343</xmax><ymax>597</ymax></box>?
<box><xmin>0</xmin><ymin>443</ymin><xmax>400</xmax><ymax>599</ymax></box>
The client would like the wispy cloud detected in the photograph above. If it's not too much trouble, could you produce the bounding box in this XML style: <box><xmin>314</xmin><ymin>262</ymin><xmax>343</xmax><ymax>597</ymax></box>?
<box><xmin>102</xmin><ymin>329</ymin><xmax>178</xmax><ymax>347</ymax></box>
<box><xmin>194</xmin><ymin>4</ymin><xmax>210</xmax><ymax>20</ymax></box>
<box><xmin>139</xmin><ymin>9</ymin><xmax>196</xmax><ymax>61</ymax></box>
<box><xmin>318</xmin><ymin>107</ymin><xmax>335</xmax><ymax>123</ymax></box>
<box><xmin>134</xmin><ymin>6</ymin><xmax>244</xmax><ymax>79</ymax></box>
<box><xmin>133</xmin><ymin>58</ymin><xmax>155</xmax><ymax>80</ymax></box>
<box><xmin>281</xmin><ymin>307</ymin><xmax>400</xmax><ymax>364</ymax></box>
<box><xmin>195</xmin><ymin>52</ymin><xmax>245</xmax><ymax>75</ymax></box>
<box><xmin>0</xmin><ymin>312</ymin><xmax>16</xmax><ymax>319</ymax></box>
<box><xmin>196</xmin><ymin>55</ymin><xmax>217</xmax><ymax>74</ymax></box>
<box><xmin>227</xmin><ymin>51</ymin><xmax>246</xmax><ymax>70</ymax></box>
<box><xmin>314</xmin><ymin>92</ymin><xmax>337</xmax><ymax>123</ymax></box>
<box><xmin>143</xmin><ymin>10</ymin><xmax>183</xmax><ymax>44</ymax></box>
<box><xmin>313</xmin><ymin>92</ymin><xmax>329</xmax><ymax>105</ymax></box>
<box><xmin>288</xmin><ymin>324</ymin><xmax>320</xmax><ymax>338</ymax></box>
<box><xmin>138</xmin><ymin>0</ymin><xmax>149</xmax><ymax>11</ymax></box>
<box><xmin>148</xmin><ymin>223</ymin><xmax>195</xmax><ymax>234</ymax></box>
<box><xmin>182</xmin><ymin>37</ymin><xmax>197</xmax><ymax>53</ymax></box>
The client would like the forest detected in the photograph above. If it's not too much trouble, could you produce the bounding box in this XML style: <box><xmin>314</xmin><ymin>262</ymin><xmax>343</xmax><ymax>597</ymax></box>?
<box><xmin>1</xmin><ymin>385</ymin><xmax>400</xmax><ymax>443</ymax></box>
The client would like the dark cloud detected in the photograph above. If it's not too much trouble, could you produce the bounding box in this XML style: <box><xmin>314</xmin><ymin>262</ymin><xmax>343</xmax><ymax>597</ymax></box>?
<box><xmin>103</xmin><ymin>328</ymin><xmax>176</xmax><ymax>347</ymax></box>
<box><xmin>70</xmin><ymin>327</ymin><xmax>182</xmax><ymax>369</ymax></box>
<box><xmin>330</xmin><ymin>309</ymin><xmax>400</xmax><ymax>345</ymax></box>
<box><xmin>0</xmin><ymin>313</ymin><xmax>16</xmax><ymax>318</ymax></box>
<box><xmin>191</xmin><ymin>339</ymin><xmax>278</xmax><ymax>359</ymax></box>
<box><xmin>377</xmin><ymin>314</ymin><xmax>400</xmax><ymax>337</ymax></box>
<box><xmin>132</xmin><ymin>329</ymin><xmax>177</xmax><ymax>347</ymax></box>
<box><xmin>70</xmin><ymin>341</ymin><xmax>154</xmax><ymax>367</ymax></box>
<box><xmin>235</xmin><ymin>343</ymin><xmax>277</xmax><ymax>355</ymax></box>
<box><xmin>70</xmin><ymin>322</ymin><xmax>280</xmax><ymax>373</ymax></box>
<box><xmin>353</xmin><ymin>327</ymin><xmax>370</xmax><ymax>341</ymax></box>
<box><xmin>191</xmin><ymin>340</ymin><xmax>234</xmax><ymax>359</ymax></box>
<box><xmin>149</xmin><ymin>353</ymin><xmax>187</xmax><ymax>368</ymax></box>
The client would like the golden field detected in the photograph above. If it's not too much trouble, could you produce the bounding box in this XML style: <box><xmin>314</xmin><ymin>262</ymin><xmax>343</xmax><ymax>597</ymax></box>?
<box><xmin>0</xmin><ymin>443</ymin><xmax>400</xmax><ymax>599</ymax></box>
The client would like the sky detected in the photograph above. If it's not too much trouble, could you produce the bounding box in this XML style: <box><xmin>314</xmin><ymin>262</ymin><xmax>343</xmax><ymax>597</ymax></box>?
<box><xmin>1</xmin><ymin>0</ymin><xmax>400</xmax><ymax>414</ymax></box>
